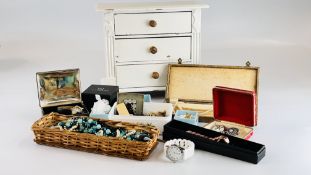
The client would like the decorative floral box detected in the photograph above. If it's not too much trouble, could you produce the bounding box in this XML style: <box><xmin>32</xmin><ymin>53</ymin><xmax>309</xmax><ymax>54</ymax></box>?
<box><xmin>108</xmin><ymin>102</ymin><xmax>173</xmax><ymax>133</ymax></box>
<box><xmin>165</xmin><ymin>63</ymin><xmax>259</xmax><ymax>122</ymax></box>
<box><xmin>36</xmin><ymin>69</ymin><xmax>88</xmax><ymax>115</ymax></box>
<box><xmin>203</xmin><ymin>86</ymin><xmax>256</xmax><ymax>139</ymax></box>
<box><xmin>174</xmin><ymin>110</ymin><xmax>199</xmax><ymax>125</ymax></box>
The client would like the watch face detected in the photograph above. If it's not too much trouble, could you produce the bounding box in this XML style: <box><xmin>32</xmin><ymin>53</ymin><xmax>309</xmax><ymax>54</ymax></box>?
<box><xmin>166</xmin><ymin>145</ymin><xmax>184</xmax><ymax>162</ymax></box>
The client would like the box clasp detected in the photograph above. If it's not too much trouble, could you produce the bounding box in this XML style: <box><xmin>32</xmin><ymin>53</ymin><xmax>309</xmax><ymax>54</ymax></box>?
<box><xmin>245</xmin><ymin>61</ymin><xmax>251</xmax><ymax>67</ymax></box>
<box><xmin>178</xmin><ymin>58</ymin><xmax>183</xmax><ymax>64</ymax></box>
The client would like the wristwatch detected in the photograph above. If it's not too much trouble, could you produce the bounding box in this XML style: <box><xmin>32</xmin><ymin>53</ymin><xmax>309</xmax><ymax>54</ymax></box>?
<box><xmin>164</xmin><ymin>139</ymin><xmax>195</xmax><ymax>163</ymax></box>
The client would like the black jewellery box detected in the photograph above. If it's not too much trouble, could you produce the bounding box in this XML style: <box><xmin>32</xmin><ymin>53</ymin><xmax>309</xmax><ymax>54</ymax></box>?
<box><xmin>36</xmin><ymin>69</ymin><xmax>88</xmax><ymax>115</ymax></box>
<box><xmin>163</xmin><ymin>120</ymin><xmax>266</xmax><ymax>164</ymax></box>
<box><xmin>82</xmin><ymin>85</ymin><xmax>119</xmax><ymax>113</ymax></box>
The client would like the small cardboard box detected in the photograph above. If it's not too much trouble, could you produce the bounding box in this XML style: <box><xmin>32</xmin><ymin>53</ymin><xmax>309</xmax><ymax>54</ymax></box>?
<box><xmin>203</xmin><ymin>86</ymin><xmax>256</xmax><ymax>139</ymax></box>
<box><xmin>165</xmin><ymin>63</ymin><xmax>259</xmax><ymax>123</ymax></box>
<box><xmin>108</xmin><ymin>102</ymin><xmax>173</xmax><ymax>133</ymax></box>
<box><xmin>174</xmin><ymin>110</ymin><xmax>199</xmax><ymax>125</ymax></box>
<box><xmin>36</xmin><ymin>69</ymin><xmax>87</xmax><ymax>115</ymax></box>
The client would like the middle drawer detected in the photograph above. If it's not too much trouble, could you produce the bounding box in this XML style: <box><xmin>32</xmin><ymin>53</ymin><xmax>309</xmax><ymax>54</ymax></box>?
<box><xmin>114</xmin><ymin>37</ymin><xmax>191</xmax><ymax>63</ymax></box>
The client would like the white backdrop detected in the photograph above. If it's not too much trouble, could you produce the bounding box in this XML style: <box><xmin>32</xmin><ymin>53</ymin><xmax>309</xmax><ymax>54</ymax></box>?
<box><xmin>1</xmin><ymin>0</ymin><xmax>311</xmax><ymax>175</ymax></box>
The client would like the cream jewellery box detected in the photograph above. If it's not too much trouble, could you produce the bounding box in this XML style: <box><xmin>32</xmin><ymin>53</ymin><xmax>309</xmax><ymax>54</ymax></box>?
<box><xmin>165</xmin><ymin>62</ymin><xmax>259</xmax><ymax>123</ymax></box>
<box><xmin>96</xmin><ymin>2</ymin><xmax>209</xmax><ymax>92</ymax></box>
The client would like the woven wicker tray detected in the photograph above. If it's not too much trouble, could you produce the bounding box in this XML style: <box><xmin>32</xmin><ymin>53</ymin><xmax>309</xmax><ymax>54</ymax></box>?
<box><xmin>32</xmin><ymin>113</ymin><xmax>159</xmax><ymax>160</ymax></box>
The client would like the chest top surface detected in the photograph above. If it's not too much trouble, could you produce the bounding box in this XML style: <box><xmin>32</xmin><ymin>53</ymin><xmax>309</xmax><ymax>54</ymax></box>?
<box><xmin>96</xmin><ymin>1</ymin><xmax>209</xmax><ymax>12</ymax></box>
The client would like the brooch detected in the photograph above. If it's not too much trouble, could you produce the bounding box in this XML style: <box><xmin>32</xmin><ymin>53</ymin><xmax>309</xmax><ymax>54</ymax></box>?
<box><xmin>211</xmin><ymin>124</ymin><xmax>239</xmax><ymax>137</ymax></box>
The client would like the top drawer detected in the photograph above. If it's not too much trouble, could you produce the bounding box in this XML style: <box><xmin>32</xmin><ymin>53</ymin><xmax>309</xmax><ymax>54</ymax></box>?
<box><xmin>114</xmin><ymin>12</ymin><xmax>192</xmax><ymax>35</ymax></box>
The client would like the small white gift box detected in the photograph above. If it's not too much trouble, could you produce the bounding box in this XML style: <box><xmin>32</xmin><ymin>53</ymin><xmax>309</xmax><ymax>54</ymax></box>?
<box><xmin>108</xmin><ymin>102</ymin><xmax>173</xmax><ymax>133</ymax></box>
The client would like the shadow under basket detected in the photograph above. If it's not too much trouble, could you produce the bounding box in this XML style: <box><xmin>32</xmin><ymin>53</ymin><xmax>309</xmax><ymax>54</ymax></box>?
<box><xmin>32</xmin><ymin>113</ymin><xmax>159</xmax><ymax>160</ymax></box>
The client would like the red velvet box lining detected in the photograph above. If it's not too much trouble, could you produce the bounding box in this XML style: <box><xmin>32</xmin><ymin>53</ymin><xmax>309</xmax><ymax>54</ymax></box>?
<box><xmin>213</xmin><ymin>86</ymin><xmax>256</xmax><ymax>126</ymax></box>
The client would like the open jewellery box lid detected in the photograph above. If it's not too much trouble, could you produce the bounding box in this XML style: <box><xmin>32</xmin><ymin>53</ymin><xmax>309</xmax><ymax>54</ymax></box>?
<box><xmin>213</xmin><ymin>86</ymin><xmax>257</xmax><ymax>127</ymax></box>
<box><xmin>36</xmin><ymin>69</ymin><xmax>82</xmax><ymax>108</ymax></box>
<box><xmin>165</xmin><ymin>63</ymin><xmax>259</xmax><ymax>123</ymax></box>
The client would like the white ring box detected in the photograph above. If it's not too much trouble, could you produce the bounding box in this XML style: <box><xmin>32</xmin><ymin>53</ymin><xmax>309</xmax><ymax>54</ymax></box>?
<box><xmin>108</xmin><ymin>102</ymin><xmax>173</xmax><ymax>133</ymax></box>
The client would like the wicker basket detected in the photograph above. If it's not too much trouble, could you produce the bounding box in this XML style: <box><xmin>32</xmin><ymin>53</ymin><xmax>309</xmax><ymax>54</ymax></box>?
<box><xmin>32</xmin><ymin>113</ymin><xmax>159</xmax><ymax>160</ymax></box>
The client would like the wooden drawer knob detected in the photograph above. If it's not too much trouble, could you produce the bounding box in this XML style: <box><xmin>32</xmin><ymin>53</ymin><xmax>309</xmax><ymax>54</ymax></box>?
<box><xmin>149</xmin><ymin>20</ymin><xmax>157</xmax><ymax>27</ymax></box>
<box><xmin>152</xmin><ymin>72</ymin><xmax>160</xmax><ymax>79</ymax></box>
<box><xmin>149</xmin><ymin>46</ymin><xmax>158</xmax><ymax>54</ymax></box>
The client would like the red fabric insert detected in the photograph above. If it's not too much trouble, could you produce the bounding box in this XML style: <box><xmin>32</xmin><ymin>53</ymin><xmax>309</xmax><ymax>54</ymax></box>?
<box><xmin>213</xmin><ymin>86</ymin><xmax>257</xmax><ymax>126</ymax></box>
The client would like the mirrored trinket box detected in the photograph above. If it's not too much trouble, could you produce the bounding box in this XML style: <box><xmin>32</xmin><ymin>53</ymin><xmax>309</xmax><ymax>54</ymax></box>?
<box><xmin>36</xmin><ymin>69</ymin><xmax>88</xmax><ymax>115</ymax></box>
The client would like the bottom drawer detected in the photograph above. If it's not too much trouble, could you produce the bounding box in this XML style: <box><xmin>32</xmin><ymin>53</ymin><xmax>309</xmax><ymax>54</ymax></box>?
<box><xmin>116</xmin><ymin>64</ymin><xmax>168</xmax><ymax>88</ymax></box>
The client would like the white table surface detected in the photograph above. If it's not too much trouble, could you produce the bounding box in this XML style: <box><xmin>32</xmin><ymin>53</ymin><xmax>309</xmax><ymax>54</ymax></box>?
<box><xmin>1</xmin><ymin>65</ymin><xmax>311</xmax><ymax>175</ymax></box>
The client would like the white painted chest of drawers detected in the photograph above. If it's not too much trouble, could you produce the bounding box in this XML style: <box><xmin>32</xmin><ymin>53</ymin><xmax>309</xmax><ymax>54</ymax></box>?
<box><xmin>97</xmin><ymin>2</ymin><xmax>209</xmax><ymax>92</ymax></box>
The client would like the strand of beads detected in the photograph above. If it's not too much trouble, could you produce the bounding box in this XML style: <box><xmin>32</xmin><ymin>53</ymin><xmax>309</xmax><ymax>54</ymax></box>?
<box><xmin>53</xmin><ymin>117</ymin><xmax>151</xmax><ymax>142</ymax></box>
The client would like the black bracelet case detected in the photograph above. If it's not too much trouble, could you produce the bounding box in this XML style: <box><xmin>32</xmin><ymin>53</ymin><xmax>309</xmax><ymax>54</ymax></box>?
<box><xmin>163</xmin><ymin>120</ymin><xmax>266</xmax><ymax>164</ymax></box>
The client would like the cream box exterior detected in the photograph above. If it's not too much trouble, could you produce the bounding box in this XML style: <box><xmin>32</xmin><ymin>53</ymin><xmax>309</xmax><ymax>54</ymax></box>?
<box><xmin>96</xmin><ymin>2</ymin><xmax>209</xmax><ymax>92</ymax></box>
